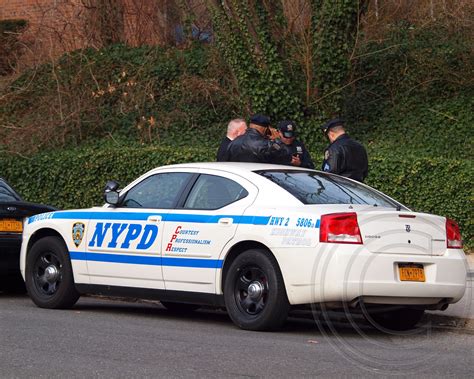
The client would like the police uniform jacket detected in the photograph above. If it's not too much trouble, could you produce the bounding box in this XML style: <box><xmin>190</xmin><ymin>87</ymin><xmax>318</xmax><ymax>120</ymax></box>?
<box><xmin>287</xmin><ymin>140</ymin><xmax>315</xmax><ymax>169</ymax></box>
<box><xmin>216</xmin><ymin>136</ymin><xmax>231</xmax><ymax>161</ymax></box>
<box><xmin>322</xmin><ymin>134</ymin><xmax>368</xmax><ymax>182</ymax></box>
<box><xmin>227</xmin><ymin>128</ymin><xmax>292</xmax><ymax>164</ymax></box>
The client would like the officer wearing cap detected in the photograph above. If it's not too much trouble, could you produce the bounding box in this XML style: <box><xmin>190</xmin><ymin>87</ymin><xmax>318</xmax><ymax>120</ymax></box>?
<box><xmin>321</xmin><ymin>118</ymin><xmax>368</xmax><ymax>182</ymax></box>
<box><xmin>276</xmin><ymin>120</ymin><xmax>314</xmax><ymax>169</ymax></box>
<box><xmin>227</xmin><ymin>114</ymin><xmax>292</xmax><ymax>164</ymax></box>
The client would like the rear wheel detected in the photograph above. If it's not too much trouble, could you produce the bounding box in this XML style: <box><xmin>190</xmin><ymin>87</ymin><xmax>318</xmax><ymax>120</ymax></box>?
<box><xmin>25</xmin><ymin>236</ymin><xmax>79</xmax><ymax>309</ymax></box>
<box><xmin>367</xmin><ymin>308</ymin><xmax>425</xmax><ymax>331</ymax></box>
<box><xmin>224</xmin><ymin>249</ymin><xmax>289</xmax><ymax>331</ymax></box>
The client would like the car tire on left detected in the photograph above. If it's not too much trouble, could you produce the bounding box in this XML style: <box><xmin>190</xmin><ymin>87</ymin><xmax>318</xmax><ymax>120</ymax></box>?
<box><xmin>25</xmin><ymin>236</ymin><xmax>80</xmax><ymax>309</ymax></box>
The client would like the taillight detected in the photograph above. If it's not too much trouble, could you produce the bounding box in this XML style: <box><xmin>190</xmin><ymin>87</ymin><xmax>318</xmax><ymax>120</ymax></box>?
<box><xmin>446</xmin><ymin>218</ymin><xmax>463</xmax><ymax>249</ymax></box>
<box><xmin>320</xmin><ymin>212</ymin><xmax>363</xmax><ymax>244</ymax></box>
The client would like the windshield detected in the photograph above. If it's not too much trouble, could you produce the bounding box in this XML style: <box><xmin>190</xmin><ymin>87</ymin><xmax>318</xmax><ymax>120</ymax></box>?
<box><xmin>0</xmin><ymin>179</ymin><xmax>22</xmax><ymax>202</ymax></box>
<box><xmin>257</xmin><ymin>170</ymin><xmax>406</xmax><ymax>209</ymax></box>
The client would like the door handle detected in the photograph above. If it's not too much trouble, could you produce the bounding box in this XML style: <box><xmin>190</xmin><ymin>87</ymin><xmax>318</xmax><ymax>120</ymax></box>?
<box><xmin>218</xmin><ymin>217</ymin><xmax>233</xmax><ymax>225</ymax></box>
<box><xmin>147</xmin><ymin>215</ymin><xmax>162</xmax><ymax>223</ymax></box>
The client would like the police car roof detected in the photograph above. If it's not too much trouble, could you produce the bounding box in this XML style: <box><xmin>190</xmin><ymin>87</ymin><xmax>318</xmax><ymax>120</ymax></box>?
<box><xmin>154</xmin><ymin>161</ymin><xmax>312</xmax><ymax>173</ymax></box>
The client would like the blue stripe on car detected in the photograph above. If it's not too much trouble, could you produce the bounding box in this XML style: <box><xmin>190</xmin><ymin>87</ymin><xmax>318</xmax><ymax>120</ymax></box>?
<box><xmin>29</xmin><ymin>211</ymin><xmax>270</xmax><ymax>225</ymax></box>
<box><xmin>69</xmin><ymin>251</ymin><xmax>224</xmax><ymax>268</ymax></box>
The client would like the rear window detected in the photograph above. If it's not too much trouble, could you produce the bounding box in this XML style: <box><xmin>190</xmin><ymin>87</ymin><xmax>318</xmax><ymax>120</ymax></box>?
<box><xmin>257</xmin><ymin>170</ymin><xmax>405</xmax><ymax>208</ymax></box>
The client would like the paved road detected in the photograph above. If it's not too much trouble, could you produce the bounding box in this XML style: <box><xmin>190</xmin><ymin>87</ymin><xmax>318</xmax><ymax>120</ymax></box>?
<box><xmin>1</xmin><ymin>294</ymin><xmax>473</xmax><ymax>378</ymax></box>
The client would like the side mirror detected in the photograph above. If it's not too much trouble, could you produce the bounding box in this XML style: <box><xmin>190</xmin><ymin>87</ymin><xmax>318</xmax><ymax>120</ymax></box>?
<box><xmin>104</xmin><ymin>180</ymin><xmax>120</xmax><ymax>206</ymax></box>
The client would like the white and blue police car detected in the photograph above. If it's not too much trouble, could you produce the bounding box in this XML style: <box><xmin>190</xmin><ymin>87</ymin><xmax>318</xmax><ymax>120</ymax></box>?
<box><xmin>20</xmin><ymin>162</ymin><xmax>467</xmax><ymax>331</ymax></box>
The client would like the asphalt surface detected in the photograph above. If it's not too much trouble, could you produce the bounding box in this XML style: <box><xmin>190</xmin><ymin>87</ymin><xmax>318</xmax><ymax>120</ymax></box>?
<box><xmin>1</xmin><ymin>294</ymin><xmax>473</xmax><ymax>378</ymax></box>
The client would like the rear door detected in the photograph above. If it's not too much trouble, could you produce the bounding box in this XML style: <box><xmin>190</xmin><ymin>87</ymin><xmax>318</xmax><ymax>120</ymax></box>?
<box><xmin>85</xmin><ymin>171</ymin><xmax>194</xmax><ymax>289</ymax></box>
<box><xmin>162</xmin><ymin>171</ymin><xmax>257</xmax><ymax>293</ymax></box>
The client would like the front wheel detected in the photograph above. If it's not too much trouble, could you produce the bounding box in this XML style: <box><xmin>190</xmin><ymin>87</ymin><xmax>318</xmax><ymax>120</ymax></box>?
<box><xmin>25</xmin><ymin>236</ymin><xmax>79</xmax><ymax>309</ymax></box>
<box><xmin>224</xmin><ymin>249</ymin><xmax>289</xmax><ymax>331</ymax></box>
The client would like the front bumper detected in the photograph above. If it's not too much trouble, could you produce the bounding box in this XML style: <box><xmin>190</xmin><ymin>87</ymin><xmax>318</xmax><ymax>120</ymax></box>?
<box><xmin>0</xmin><ymin>234</ymin><xmax>22</xmax><ymax>276</ymax></box>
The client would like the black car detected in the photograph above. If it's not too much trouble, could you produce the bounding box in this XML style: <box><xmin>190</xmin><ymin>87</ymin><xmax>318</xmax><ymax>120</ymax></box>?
<box><xmin>0</xmin><ymin>178</ymin><xmax>57</xmax><ymax>291</ymax></box>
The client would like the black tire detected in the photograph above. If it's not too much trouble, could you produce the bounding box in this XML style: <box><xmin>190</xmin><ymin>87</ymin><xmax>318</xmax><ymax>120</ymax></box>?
<box><xmin>224</xmin><ymin>249</ymin><xmax>289</xmax><ymax>331</ymax></box>
<box><xmin>25</xmin><ymin>236</ymin><xmax>80</xmax><ymax>309</ymax></box>
<box><xmin>160</xmin><ymin>301</ymin><xmax>200</xmax><ymax>313</ymax></box>
<box><xmin>367</xmin><ymin>308</ymin><xmax>425</xmax><ymax>331</ymax></box>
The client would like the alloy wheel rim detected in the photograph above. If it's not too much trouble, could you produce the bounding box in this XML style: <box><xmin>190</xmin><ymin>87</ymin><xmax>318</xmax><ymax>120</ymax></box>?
<box><xmin>33</xmin><ymin>252</ymin><xmax>62</xmax><ymax>296</ymax></box>
<box><xmin>234</xmin><ymin>266</ymin><xmax>269</xmax><ymax>316</ymax></box>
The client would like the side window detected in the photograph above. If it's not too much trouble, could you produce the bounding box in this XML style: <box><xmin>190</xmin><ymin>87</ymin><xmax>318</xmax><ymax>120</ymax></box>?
<box><xmin>184</xmin><ymin>174</ymin><xmax>248</xmax><ymax>210</ymax></box>
<box><xmin>121</xmin><ymin>172</ymin><xmax>192</xmax><ymax>209</ymax></box>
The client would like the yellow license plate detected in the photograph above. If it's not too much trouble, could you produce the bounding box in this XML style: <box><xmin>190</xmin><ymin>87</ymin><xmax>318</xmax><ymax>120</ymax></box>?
<box><xmin>0</xmin><ymin>219</ymin><xmax>23</xmax><ymax>233</ymax></box>
<box><xmin>399</xmin><ymin>264</ymin><xmax>425</xmax><ymax>282</ymax></box>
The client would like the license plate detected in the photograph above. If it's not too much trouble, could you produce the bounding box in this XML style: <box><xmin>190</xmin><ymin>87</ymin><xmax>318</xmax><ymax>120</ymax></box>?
<box><xmin>399</xmin><ymin>264</ymin><xmax>425</xmax><ymax>282</ymax></box>
<box><xmin>0</xmin><ymin>219</ymin><xmax>23</xmax><ymax>233</ymax></box>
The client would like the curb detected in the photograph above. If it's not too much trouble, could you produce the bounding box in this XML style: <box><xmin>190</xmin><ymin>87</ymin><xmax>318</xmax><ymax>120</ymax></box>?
<box><xmin>289</xmin><ymin>308</ymin><xmax>474</xmax><ymax>334</ymax></box>
<box><xmin>427</xmin><ymin>314</ymin><xmax>474</xmax><ymax>334</ymax></box>
<box><xmin>466</xmin><ymin>253</ymin><xmax>474</xmax><ymax>271</ymax></box>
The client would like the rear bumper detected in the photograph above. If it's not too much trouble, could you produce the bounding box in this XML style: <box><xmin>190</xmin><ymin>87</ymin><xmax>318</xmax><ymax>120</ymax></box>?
<box><xmin>283</xmin><ymin>245</ymin><xmax>467</xmax><ymax>306</ymax></box>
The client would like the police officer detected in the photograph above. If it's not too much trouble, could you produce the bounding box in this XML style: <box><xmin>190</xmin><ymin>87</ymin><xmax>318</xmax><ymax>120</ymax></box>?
<box><xmin>321</xmin><ymin>118</ymin><xmax>368</xmax><ymax>182</ymax></box>
<box><xmin>276</xmin><ymin>120</ymin><xmax>314</xmax><ymax>169</ymax></box>
<box><xmin>227</xmin><ymin>114</ymin><xmax>292</xmax><ymax>164</ymax></box>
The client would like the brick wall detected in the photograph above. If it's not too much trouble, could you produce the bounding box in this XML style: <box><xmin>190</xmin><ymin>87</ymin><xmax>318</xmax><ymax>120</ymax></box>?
<box><xmin>0</xmin><ymin>0</ymin><xmax>44</xmax><ymax>21</ymax></box>
<box><xmin>0</xmin><ymin>0</ymin><xmax>90</xmax><ymax>69</ymax></box>
<box><xmin>0</xmin><ymin>0</ymin><xmax>182</xmax><ymax>70</ymax></box>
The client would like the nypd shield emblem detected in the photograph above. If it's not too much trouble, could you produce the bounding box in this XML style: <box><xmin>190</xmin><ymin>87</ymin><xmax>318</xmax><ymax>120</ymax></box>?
<box><xmin>72</xmin><ymin>222</ymin><xmax>85</xmax><ymax>247</ymax></box>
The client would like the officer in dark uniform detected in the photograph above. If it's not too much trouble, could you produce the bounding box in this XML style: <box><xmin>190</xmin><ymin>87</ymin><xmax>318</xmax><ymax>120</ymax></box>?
<box><xmin>227</xmin><ymin>114</ymin><xmax>292</xmax><ymax>164</ymax></box>
<box><xmin>276</xmin><ymin>120</ymin><xmax>315</xmax><ymax>169</ymax></box>
<box><xmin>321</xmin><ymin>118</ymin><xmax>368</xmax><ymax>182</ymax></box>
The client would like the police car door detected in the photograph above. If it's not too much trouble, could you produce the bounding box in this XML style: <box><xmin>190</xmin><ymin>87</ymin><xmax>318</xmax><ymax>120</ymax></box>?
<box><xmin>85</xmin><ymin>172</ymin><xmax>194</xmax><ymax>289</ymax></box>
<box><xmin>162</xmin><ymin>171</ymin><xmax>257</xmax><ymax>293</ymax></box>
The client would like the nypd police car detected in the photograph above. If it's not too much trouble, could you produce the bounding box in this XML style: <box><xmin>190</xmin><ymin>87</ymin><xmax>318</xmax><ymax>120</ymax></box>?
<box><xmin>20</xmin><ymin>163</ymin><xmax>467</xmax><ymax>331</ymax></box>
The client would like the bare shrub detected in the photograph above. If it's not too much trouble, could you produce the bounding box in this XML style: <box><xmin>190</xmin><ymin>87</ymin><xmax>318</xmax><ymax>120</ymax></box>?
<box><xmin>363</xmin><ymin>0</ymin><xmax>474</xmax><ymax>41</ymax></box>
<box><xmin>0</xmin><ymin>42</ymin><xmax>238</xmax><ymax>154</ymax></box>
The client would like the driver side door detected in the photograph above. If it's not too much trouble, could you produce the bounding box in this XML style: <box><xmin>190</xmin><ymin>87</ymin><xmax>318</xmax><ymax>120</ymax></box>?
<box><xmin>85</xmin><ymin>172</ymin><xmax>194</xmax><ymax>290</ymax></box>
